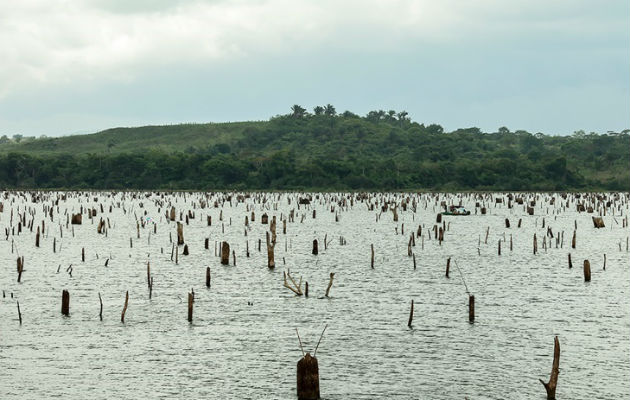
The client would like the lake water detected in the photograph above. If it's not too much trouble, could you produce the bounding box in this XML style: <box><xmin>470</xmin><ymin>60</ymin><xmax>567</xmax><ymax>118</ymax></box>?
<box><xmin>1</xmin><ymin>192</ymin><xmax>628</xmax><ymax>399</ymax></box>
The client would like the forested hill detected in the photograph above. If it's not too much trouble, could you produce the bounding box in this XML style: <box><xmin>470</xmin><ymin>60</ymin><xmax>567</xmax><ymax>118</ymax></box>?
<box><xmin>0</xmin><ymin>106</ymin><xmax>628</xmax><ymax>190</ymax></box>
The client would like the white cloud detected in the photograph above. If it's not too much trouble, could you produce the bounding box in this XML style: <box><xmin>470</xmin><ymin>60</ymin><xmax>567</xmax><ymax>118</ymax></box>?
<box><xmin>0</xmin><ymin>0</ymin><xmax>625</xmax><ymax>100</ymax></box>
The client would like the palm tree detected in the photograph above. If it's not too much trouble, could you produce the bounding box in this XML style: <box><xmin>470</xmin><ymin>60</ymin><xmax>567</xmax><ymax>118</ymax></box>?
<box><xmin>396</xmin><ymin>111</ymin><xmax>409</xmax><ymax>127</ymax></box>
<box><xmin>291</xmin><ymin>105</ymin><xmax>306</xmax><ymax>118</ymax></box>
<box><xmin>313</xmin><ymin>106</ymin><xmax>324</xmax><ymax>115</ymax></box>
<box><xmin>324</xmin><ymin>104</ymin><xmax>336</xmax><ymax>116</ymax></box>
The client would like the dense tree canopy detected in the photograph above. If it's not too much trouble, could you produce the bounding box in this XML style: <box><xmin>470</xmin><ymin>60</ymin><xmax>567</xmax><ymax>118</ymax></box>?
<box><xmin>0</xmin><ymin>106</ymin><xmax>627</xmax><ymax>190</ymax></box>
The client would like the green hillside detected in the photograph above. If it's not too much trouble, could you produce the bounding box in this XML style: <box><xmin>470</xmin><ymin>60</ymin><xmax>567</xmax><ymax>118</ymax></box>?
<box><xmin>0</xmin><ymin>106</ymin><xmax>628</xmax><ymax>190</ymax></box>
<box><xmin>0</xmin><ymin>121</ymin><xmax>262</xmax><ymax>155</ymax></box>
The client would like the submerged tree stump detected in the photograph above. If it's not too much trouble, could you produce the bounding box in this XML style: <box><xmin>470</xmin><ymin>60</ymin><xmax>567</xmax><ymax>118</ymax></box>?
<box><xmin>121</xmin><ymin>291</ymin><xmax>129</xmax><ymax>323</ymax></box>
<box><xmin>176</xmin><ymin>222</ymin><xmax>184</xmax><ymax>245</ymax></box>
<box><xmin>297</xmin><ymin>353</ymin><xmax>320</xmax><ymax>400</ymax></box>
<box><xmin>469</xmin><ymin>295</ymin><xmax>474</xmax><ymax>323</ymax></box>
<box><xmin>325</xmin><ymin>273</ymin><xmax>335</xmax><ymax>297</ymax></box>
<box><xmin>169</xmin><ymin>207</ymin><xmax>176</xmax><ymax>221</ymax></box>
<box><xmin>370</xmin><ymin>244</ymin><xmax>375</xmax><ymax>269</ymax></box>
<box><xmin>266</xmin><ymin>231</ymin><xmax>275</xmax><ymax>269</ymax></box>
<box><xmin>61</xmin><ymin>290</ymin><xmax>70</xmax><ymax>316</ymax></box>
<box><xmin>71</xmin><ymin>214</ymin><xmax>82</xmax><ymax>225</ymax></box>
<box><xmin>592</xmin><ymin>216</ymin><xmax>605</xmax><ymax>228</ymax></box>
<box><xmin>312</xmin><ymin>239</ymin><xmax>318</xmax><ymax>255</ymax></box>
<box><xmin>221</xmin><ymin>242</ymin><xmax>230</xmax><ymax>265</ymax></box>
<box><xmin>583</xmin><ymin>259</ymin><xmax>591</xmax><ymax>282</ymax></box>
<box><xmin>445</xmin><ymin>257</ymin><xmax>450</xmax><ymax>278</ymax></box>
<box><xmin>187</xmin><ymin>292</ymin><xmax>193</xmax><ymax>323</ymax></box>
<box><xmin>539</xmin><ymin>336</ymin><xmax>560</xmax><ymax>400</ymax></box>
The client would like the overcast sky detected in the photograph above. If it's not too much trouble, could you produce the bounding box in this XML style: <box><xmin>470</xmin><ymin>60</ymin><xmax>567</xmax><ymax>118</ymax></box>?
<box><xmin>1</xmin><ymin>0</ymin><xmax>628</xmax><ymax>137</ymax></box>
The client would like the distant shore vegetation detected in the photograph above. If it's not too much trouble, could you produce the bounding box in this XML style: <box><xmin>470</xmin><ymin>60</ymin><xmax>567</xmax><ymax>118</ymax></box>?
<box><xmin>0</xmin><ymin>105</ymin><xmax>628</xmax><ymax>190</ymax></box>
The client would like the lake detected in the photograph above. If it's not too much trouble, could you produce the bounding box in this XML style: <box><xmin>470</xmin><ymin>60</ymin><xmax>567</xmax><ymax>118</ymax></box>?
<box><xmin>1</xmin><ymin>192</ymin><xmax>628</xmax><ymax>399</ymax></box>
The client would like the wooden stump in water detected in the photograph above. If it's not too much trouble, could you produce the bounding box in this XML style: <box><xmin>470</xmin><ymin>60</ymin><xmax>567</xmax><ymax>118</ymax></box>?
<box><xmin>183</xmin><ymin>244</ymin><xmax>189</xmax><ymax>256</ymax></box>
<box><xmin>121</xmin><ymin>291</ymin><xmax>129</xmax><ymax>323</ymax></box>
<box><xmin>206</xmin><ymin>267</ymin><xmax>211</xmax><ymax>288</ymax></box>
<box><xmin>407</xmin><ymin>299</ymin><xmax>414</xmax><ymax>328</ymax></box>
<box><xmin>583</xmin><ymin>259</ymin><xmax>591</xmax><ymax>282</ymax></box>
<box><xmin>592</xmin><ymin>216</ymin><xmax>605</xmax><ymax>228</ymax></box>
<box><xmin>325</xmin><ymin>273</ymin><xmax>335</xmax><ymax>297</ymax></box>
<box><xmin>266</xmin><ymin>231</ymin><xmax>275</xmax><ymax>269</ymax></box>
<box><xmin>98</xmin><ymin>292</ymin><xmax>103</xmax><ymax>321</ymax></box>
<box><xmin>17</xmin><ymin>256</ymin><xmax>23</xmax><ymax>283</ymax></box>
<box><xmin>61</xmin><ymin>290</ymin><xmax>70</xmax><ymax>316</ymax></box>
<box><xmin>221</xmin><ymin>242</ymin><xmax>230</xmax><ymax>265</ymax></box>
<box><xmin>445</xmin><ymin>257</ymin><xmax>450</xmax><ymax>278</ymax></box>
<box><xmin>312</xmin><ymin>239</ymin><xmax>318</xmax><ymax>255</ymax></box>
<box><xmin>176</xmin><ymin>222</ymin><xmax>184</xmax><ymax>245</ymax></box>
<box><xmin>169</xmin><ymin>207</ymin><xmax>176</xmax><ymax>221</ymax></box>
<box><xmin>370</xmin><ymin>244</ymin><xmax>374</xmax><ymax>269</ymax></box>
<box><xmin>539</xmin><ymin>336</ymin><xmax>560</xmax><ymax>400</ymax></box>
<box><xmin>261</xmin><ymin>213</ymin><xmax>268</xmax><ymax>224</ymax></box>
<box><xmin>297</xmin><ymin>353</ymin><xmax>320</xmax><ymax>400</ymax></box>
<box><xmin>468</xmin><ymin>295</ymin><xmax>474</xmax><ymax>323</ymax></box>
<box><xmin>71</xmin><ymin>214</ymin><xmax>82</xmax><ymax>225</ymax></box>
<box><xmin>187</xmin><ymin>292</ymin><xmax>193</xmax><ymax>323</ymax></box>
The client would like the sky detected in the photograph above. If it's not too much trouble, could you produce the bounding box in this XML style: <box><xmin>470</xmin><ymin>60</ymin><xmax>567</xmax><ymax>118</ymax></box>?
<box><xmin>0</xmin><ymin>0</ymin><xmax>628</xmax><ymax>137</ymax></box>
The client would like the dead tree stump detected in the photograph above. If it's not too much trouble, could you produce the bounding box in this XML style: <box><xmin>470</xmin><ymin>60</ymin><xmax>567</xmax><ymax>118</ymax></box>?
<box><xmin>221</xmin><ymin>242</ymin><xmax>230</xmax><ymax>265</ymax></box>
<box><xmin>325</xmin><ymin>273</ymin><xmax>335</xmax><ymax>297</ymax></box>
<box><xmin>176</xmin><ymin>222</ymin><xmax>184</xmax><ymax>245</ymax></box>
<box><xmin>584</xmin><ymin>259</ymin><xmax>591</xmax><ymax>282</ymax></box>
<box><xmin>312</xmin><ymin>240</ymin><xmax>318</xmax><ymax>255</ymax></box>
<box><xmin>187</xmin><ymin>292</ymin><xmax>193</xmax><ymax>322</ymax></box>
<box><xmin>370</xmin><ymin>244</ymin><xmax>374</xmax><ymax>269</ymax></box>
<box><xmin>121</xmin><ymin>291</ymin><xmax>129</xmax><ymax>323</ymax></box>
<box><xmin>592</xmin><ymin>216</ymin><xmax>605</xmax><ymax>228</ymax></box>
<box><xmin>297</xmin><ymin>353</ymin><xmax>320</xmax><ymax>400</ymax></box>
<box><xmin>469</xmin><ymin>295</ymin><xmax>475</xmax><ymax>323</ymax></box>
<box><xmin>61</xmin><ymin>290</ymin><xmax>70</xmax><ymax>316</ymax></box>
<box><xmin>266</xmin><ymin>232</ymin><xmax>275</xmax><ymax>269</ymax></box>
<box><xmin>539</xmin><ymin>336</ymin><xmax>560</xmax><ymax>400</ymax></box>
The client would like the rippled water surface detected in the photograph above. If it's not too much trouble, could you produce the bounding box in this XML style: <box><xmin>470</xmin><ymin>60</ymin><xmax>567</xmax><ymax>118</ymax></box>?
<box><xmin>1</xmin><ymin>192</ymin><xmax>629</xmax><ymax>399</ymax></box>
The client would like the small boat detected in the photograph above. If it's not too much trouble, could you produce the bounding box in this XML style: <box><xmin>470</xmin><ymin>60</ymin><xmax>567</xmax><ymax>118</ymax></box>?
<box><xmin>441</xmin><ymin>207</ymin><xmax>470</xmax><ymax>216</ymax></box>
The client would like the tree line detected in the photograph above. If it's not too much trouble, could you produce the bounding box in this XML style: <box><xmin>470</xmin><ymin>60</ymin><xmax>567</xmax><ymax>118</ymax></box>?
<box><xmin>0</xmin><ymin>106</ymin><xmax>627</xmax><ymax>190</ymax></box>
